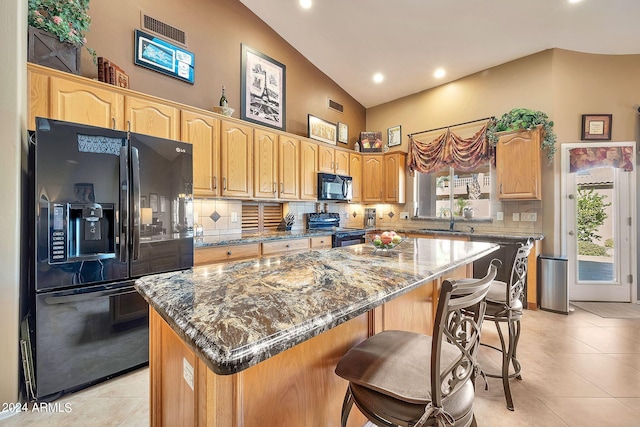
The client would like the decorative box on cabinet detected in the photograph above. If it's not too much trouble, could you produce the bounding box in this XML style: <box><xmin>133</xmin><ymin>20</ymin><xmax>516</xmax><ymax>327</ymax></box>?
<box><xmin>496</xmin><ymin>127</ymin><xmax>542</xmax><ymax>200</ymax></box>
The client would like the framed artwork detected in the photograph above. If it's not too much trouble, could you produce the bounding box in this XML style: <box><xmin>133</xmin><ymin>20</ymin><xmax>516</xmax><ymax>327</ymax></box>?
<box><xmin>581</xmin><ymin>114</ymin><xmax>612</xmax><ymax>140</ymax></box>
<box><xmin>308</xmin><ymin>114</ymin><xmax>337</xmax><ymax>145</ymax></box>
<box><xmin>388</xmin><ymin>125</ymin><xmax>402</xmax><ymax>147</ymax></box>
<box><xmin>140</xmin><ymin>196</ymin><xmax>147</xmax><ymax>208</ymax></box>
<box><xmin>160</xmin><ymin>196</ymin><xmax>167</xmax><ymax>213</ymax></box>
<box><xmin>149</xmin><ymin>193</ymin><xmax>158</xmax><ymax>213</ymax></box>
<box><xmin>134</xmin><ymin>29</ymin><xmax>195</xmax><ymax>84</ymax></box>
<box><xmin>360</xmin><ymin>131</ymin><xmax>383</xmax><ymax>152</ymax></box>
<box><xmin>241</xmin><ymin>44</ymin><xmax>286</xmax><ymax>130</ymax></box>
<box><xmin>337</xmin><ymin>122</ymin><xmax>349</xmax><ymax>144</ymax></box>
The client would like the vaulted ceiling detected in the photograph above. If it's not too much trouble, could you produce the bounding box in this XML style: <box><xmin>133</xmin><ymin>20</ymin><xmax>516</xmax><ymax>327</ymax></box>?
<box><xmin>239</xmin><ymin>0</ymin><xmax>640</xmax><ymax>108</ymax></box>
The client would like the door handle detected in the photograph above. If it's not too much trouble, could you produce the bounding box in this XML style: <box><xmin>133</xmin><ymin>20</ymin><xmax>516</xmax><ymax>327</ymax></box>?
<box><xmin>568</xmin><ymin>231</ymin><xmax>575</xmax><ymax>236</ymax></box>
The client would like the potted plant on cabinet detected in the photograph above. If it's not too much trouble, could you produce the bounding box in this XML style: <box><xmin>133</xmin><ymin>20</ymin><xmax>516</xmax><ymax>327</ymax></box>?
<box><xmin>487</xmin><ymin>108</ymin><xmax>557</xmax><ymax>163</ymax></box>
<box><xmin>28</xmin><ymin>0</ymin><xmax>96</xmax><ymax>74</ymax></box>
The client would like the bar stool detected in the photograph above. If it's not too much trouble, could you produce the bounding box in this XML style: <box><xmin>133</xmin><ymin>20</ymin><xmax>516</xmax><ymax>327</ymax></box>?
<box><xmin>334</xmin><ymin>260</ymin><xmax>500</xmax><ymax>427</ymax></box>
<box><xmin>480</xmin><ymin>239</ymin><xmax>533</xmax><ymax>411</ymax></box>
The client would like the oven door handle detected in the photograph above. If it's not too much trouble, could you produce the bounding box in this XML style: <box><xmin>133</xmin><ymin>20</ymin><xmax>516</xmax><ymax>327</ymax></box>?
<box><xmin>41</xmin><ymin>286</ymin><xmax>138</xmax><ymax>305</ymax></box>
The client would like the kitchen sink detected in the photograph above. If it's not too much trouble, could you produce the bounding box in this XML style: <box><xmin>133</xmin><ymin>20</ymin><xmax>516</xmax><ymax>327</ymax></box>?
<box><xmin>419</xmin><ymin>228</ymin><xmax>463</xmax><ymax>233</ymax></box>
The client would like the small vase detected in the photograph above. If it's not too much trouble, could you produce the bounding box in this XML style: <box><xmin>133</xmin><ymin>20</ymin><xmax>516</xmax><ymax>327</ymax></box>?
<box><xmin>28</xmin><ymin>26</ymin><xmax>81</xmax><ymax>75</ymax></box>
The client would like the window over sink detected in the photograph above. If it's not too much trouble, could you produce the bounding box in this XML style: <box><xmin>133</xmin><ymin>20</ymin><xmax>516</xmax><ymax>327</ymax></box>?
<box><xmin>415</xmin><ymin>163</ymin><xmax>491</xmax><ymax>219</ymax></box>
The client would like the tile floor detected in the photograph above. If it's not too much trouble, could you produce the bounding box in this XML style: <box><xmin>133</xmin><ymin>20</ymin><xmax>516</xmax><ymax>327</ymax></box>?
<box><xmin>2</xmin><ymin>305</ymin><xmax>640</xmax><ymax>426</ymax></box>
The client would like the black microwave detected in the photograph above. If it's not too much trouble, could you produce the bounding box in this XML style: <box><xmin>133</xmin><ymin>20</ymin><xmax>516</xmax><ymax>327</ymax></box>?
<box><xmin>317</xmin><ymin>173</ymin><xmax>353</xmax><ymax>201</ymax></box>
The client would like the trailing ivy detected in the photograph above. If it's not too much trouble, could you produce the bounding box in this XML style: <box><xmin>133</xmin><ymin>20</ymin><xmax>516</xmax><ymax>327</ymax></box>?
<box><xmin>487</xmin><ymin>108</ymin><xmax>557</xmax><ymax>163</ymax></box>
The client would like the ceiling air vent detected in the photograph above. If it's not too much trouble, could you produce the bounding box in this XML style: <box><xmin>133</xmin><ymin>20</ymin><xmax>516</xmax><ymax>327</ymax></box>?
<box><xmin>140</xmin><ymin>12</ymin><xmax>187</xmax><ymax>46</ymax></box>
<box><xmin>328</xmin><ymin>98</ymin><xmax>344</xmax><ymax>113</ymax></box>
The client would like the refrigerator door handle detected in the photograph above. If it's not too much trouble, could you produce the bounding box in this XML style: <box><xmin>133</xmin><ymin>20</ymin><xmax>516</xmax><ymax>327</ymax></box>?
<box><xmin>119</xmin><ymin>146</ymin><xmax>129</xmax><ymax>263</ymax></box>
<box><xmin>131</xmin><ymin>147</ymin><xmax>141</xmax><ymax>261</ymax></box>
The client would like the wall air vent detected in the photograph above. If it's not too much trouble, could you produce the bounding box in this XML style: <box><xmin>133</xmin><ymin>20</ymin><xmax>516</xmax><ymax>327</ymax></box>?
<box><xmin>328</xmin><ymin>98</ymin><xmax>344</xmax><ymax>113</ymax></box>
<box><xmin>140</xmin><ymin>12</ymin><xmax>187</xmax><ymax>46</ymax></box>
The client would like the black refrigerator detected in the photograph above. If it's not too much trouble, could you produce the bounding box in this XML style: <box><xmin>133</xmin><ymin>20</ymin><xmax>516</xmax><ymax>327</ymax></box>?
<box><xmin>24</xmin><ymin>117</ymin><xmax>193</xmax><ymax>400</ymax></box>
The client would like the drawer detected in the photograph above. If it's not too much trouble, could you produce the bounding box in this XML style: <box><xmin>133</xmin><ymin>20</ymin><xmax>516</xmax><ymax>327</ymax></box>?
<box><xmin>261</xmin><ymin>238</ymin><xmax>310</xmax><ymax>256</ymax></box>
<box><xmin>194</xmin><ymin>243</ymin><xmax>260</xmax><ymax>266</ymax></box>
<box><xmin>310</xmin><ymin>236</ymin><xmax>332</xmax><ymax>249</ymax></box>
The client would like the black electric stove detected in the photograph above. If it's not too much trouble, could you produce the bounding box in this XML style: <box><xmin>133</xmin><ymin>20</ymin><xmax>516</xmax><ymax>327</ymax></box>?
<box><xmin>306</xmin><ymin>213</ymin><xmax>366</xmax><ymax>247</ymax></box>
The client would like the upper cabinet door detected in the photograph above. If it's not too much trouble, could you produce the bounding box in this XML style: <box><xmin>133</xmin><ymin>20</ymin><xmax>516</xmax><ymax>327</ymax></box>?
<box><xmin>279</xmin><ymin>136</ymin><xmax>300</xmax><ymax>200</ymax></box>
<box><xmin>181</xmin><ymin>110</ymin><xmax>220</xmax><ymax>197</ymax></box>
<box><xmin>50</xmin><ymin>76</ymin><xmax>124</xmax><ymax>129</ymax></box>
<box><xmin>318</xmin><ymin>145</ymin><xmax>335</xmax><ymax>173</ymax></box>
<box><xmin>125</xmin><ymin>96</ymin><xmax>179</xmax><ymax>140</ymax></box>
<box><xmin>300</xmin><ymin>141</ymin><xmax>319</xmax><ymax>200</ymax></box>
<box><xmin>349</xmin><ymin>153</ymin><xmax>363</xmax><ymax>203</ymax></box>
<box><xmin>334</xmin><ymin>150</ymin><xmax>350</xmax><ymax>176</ymax></box>
<box><xmin>384</xmin><ymin>153</ymin><xmax>406</xmax><ymax>203</ymax></box>
<box><xmin>496</xmin><ymin>127</ymin><xmax>542</xmax><ymax>200</ymax></box>
<box><xmin>220</xmin><ymin>121</ymin><xmax>253</xmax><ymax>198</ymax></box>
<box><xmin>254</xmin><ymin>129</ymin><xmax>279</xmax><ymax>198</ymax></box>
<box><xmin>363</xmin><ymin>156</ymin><xmax>384</xmax><ymax>202</ymax></box>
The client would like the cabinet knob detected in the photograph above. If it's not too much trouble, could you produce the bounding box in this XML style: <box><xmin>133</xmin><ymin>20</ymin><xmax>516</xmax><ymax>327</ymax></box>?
<box><xmin>227</xmin><ymin>251</ymin><xmax>232</xmax><ymax>256</ymax></box>
<box><xmin>320</xmin><ymin>240</ymin><xmax>324</xmax><ymax>244</ymax></box>
<box><xmin>286</xmin><ymin>244</ymin><xmax>290</xmax><ymax>248</ymax></box>
<box><xmin>223</xmin><ymin>177</ymin><xmax>227</xmax><ymax>190</ymax></box>
<box><xmin>213</xmin><ymin>176</ymin><xmax>217</xmax><ymax>190</ymax></box>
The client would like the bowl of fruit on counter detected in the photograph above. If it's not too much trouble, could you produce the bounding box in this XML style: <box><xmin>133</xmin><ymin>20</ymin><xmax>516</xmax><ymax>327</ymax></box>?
<box><xmin>371</xmin><ymin>231</ymin><xmax>404</xmax><ymax>254</ymax></box>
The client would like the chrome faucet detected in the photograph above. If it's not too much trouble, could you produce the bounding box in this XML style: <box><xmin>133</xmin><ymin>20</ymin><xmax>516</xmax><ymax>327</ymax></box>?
<box><xmin>441</xmin><ymin>208</ymin><xmax>455</xmax><ymax>231</ymax></box>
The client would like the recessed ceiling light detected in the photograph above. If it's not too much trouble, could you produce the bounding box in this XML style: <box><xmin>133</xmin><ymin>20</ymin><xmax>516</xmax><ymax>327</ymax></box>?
<box><xmin>299</xmin><ymin>0</ymin><xmax>312</xmax><ymax>9</ymax></box>
<box><xmin>568</xmin><ymin>0</ymin><xmax>582</xmax><ymax>3</ymax></box>
<box><xmin>434</xmin><ymin>68</ymin><xmax>446</xmax><ymax>78</ymax></box>
<box><xmin>373</xmin><ymin>73</ymin><xmax>384</xmax><ymax>83</ymax></box>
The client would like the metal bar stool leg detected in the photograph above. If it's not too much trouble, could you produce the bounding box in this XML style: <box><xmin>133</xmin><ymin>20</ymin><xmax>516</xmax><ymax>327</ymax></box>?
<box><xmin>341</xmin><ymin>384</ymin><xmax>354</xmax><ymax>427</ymax></box>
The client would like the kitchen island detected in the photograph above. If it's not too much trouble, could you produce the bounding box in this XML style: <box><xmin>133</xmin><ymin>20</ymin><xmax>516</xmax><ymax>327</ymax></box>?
<box><xmin>135</xmin><ymin>238</ymin><xmax>498</xmax><ymax>426</ymax></box>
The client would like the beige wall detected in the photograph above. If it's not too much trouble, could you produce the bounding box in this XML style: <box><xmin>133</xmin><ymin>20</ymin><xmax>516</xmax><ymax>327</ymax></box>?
<box><xmin>366</xmin><ymin>49</ymin><xmax>640</xmax><ymax>254</ymax></box>
<box><xmin>83</xmin><ymin>0</ymin><xmax>365</xmax><ymax>144</ymax></box>
<box><xmin>1</xmin><ymin>0</ymin><xmax>25</xmax><ymax>409</ymax></box>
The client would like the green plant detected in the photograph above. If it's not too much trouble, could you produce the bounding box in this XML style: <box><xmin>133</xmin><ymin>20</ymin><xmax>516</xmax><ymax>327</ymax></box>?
<box><xmin>577</xmin><ymin>187</ymin><xmax>610</xmax><ymax>243</ymax></box>
<box><xmin>455</xmin><ymin>197</ymin><xmax>470</xmax><ymax>216</ymax></box>
<box><xmin>28</xmin><ymin>0</ymin><xmax>96</xmax><ymax>62</ymax></box>
<box><xmin>487</xmin><ymin>108</ymin><xmax>557</xmax><ymax>163</ymax></box>
<box><xmin>578</xmin><ymin>241</ymin><xmax>609</xmax><ymax>257</ymax></box>
<box><xmin>604</xmin><ymin>238</ymin><xmax>614</xmax><ymax>249</ymax></box>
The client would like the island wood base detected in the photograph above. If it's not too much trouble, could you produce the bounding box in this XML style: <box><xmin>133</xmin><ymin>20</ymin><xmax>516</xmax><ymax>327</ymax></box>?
<box><xmin>148</xmin><ymin>265</ymin><xmax>470</xmax><ymax>426</ymax></box>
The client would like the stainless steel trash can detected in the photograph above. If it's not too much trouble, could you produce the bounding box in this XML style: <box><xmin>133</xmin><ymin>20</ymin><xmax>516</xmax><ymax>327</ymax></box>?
<box><xmin>538</xmin><ymin>255</ymin><xmax>569</xmax><ymax>314</ymax></box>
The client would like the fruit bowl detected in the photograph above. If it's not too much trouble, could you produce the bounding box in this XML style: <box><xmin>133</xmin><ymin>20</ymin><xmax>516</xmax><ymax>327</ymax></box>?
<box><xmin>370</xmin><ymin>231</ymin><xmax>404</xmax><ymax>253</ymax></box>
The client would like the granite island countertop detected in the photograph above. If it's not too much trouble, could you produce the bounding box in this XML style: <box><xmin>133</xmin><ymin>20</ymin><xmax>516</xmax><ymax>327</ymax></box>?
<box><xmin>135</xmin><ymin>238</ymin><xmax>498</xmax><ymax>375</ymax></box>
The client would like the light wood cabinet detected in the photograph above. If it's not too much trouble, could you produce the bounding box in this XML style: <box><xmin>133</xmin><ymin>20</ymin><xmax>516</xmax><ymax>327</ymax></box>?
<box><xmin>349</xmin><ymin>153</ymin><xmax>363</xmax><ymax>203</ymax></box>
<box><xmin>496</xmin><ymin>127</ymin><xmax>542</xmax><ymax>200</ymax></box>
<box><xmin>278</xmin><ymin>135</ymin><xmax>300</xmax><ymax>199</ymax></box>
<box><xmin>363</xmin><ymin>155</ymin><xmax>384</xmax><ymax>202</ymax></box>
<box><xmin>254</xmin><ymin>129</ymin><xmax>279</xmax><ymax>198</ymax></box>
<box><xmin>181</xmin><ymin>110</ymin><xmax>220</xmax><ymax>197</ymax></box>
<box><xmin>28</xmin><ymin>68</ymin><xmax>49</xmax><ymax>130</ymax></box>
<box><xmin>125</xmin><ymin>96</ymin><xmax>179</xmax><ymax>140</ymax></box>
<box><xmin>318</xmin><ymin>145</ymin><xmax>350</xmax><ymax>175</ymax></box>
<box><xmin>194</xmin><ymin>243</ymin><xmax>261</xmax><ymax>266</ymax></box>
<box><xmin>300</xmin><ymin>141</ymin><xmax>319</xmax><ymax>200</ymax></box>
<box><xmin>310</xmin><ymin>236</ymin><xmax>332</xmax><ymax>249</ymax></box>
<box><xmin>49</xmin><ymin>76</ymin><xmax>124</xmax><ymax>129</ymax></box>
<box><xmin>262</xmin><ymin>238</ymin><xmax>310</xmax><ymax>256</ymax></box>
<box><xmin>383</xmin><ymin>153</ymin><xmax>406</xmax><ymax>203</ymax></box>
<box><xmin>220</xmin><ymin>120</ymin><xmax>253</xmax><ymax>198</ymax></box>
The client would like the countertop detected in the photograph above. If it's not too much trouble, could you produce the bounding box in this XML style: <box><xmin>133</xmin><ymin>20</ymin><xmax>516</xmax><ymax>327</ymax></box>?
<box><xmin>194</xmin><ymin>229</ymin><xmax>333</xmax><ymax>248</ymax></box>
<box><xmin>134</xmin><ymin>238</ymin><xmax>498</xmax><ymax>375</ymax></box>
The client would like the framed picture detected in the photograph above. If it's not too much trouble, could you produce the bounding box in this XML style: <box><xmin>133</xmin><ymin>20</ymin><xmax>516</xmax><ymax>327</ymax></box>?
<box><xmin>241</xmin><ymin>44</ymin><xmax>286</xmax><ymax>130</ymax></box>
<box><xmin>74</xmin><ymin>183</ymin><xmax>95</xmax><ymax>202</ymax></box>
<box><xmin>308</xmin><ymin>114</ymin><xmax>337</xmax><ymax>145</ymax></box>
<box><xmin>337</xmin><ymin>122</ymin><xmax>349</xmax><ymax>144</ymax></box>
<box><xmin>134</xmin><ymin>29</ymin><xmax>195</xmax><ymax>84</ymax></box>
<box><xmin>149</xmin><ymin>193</ymin><xmax>158</xmax><ymax>213</ymax></box>
<box><xmin>581</xmin><ymin>114</ymin><xmax>612</xmax><ymax>141</ymax></box>
<box><xmin>360</xmin><ymin>131</ymin><xmax>383</xmax><ymax>152</ymax></box>
<box><xmin>159</xmin><ymin>196</ymin><xmax>167</xmax><ymax>213</ymax></box>
<box><xmin>388</xmin><ymin>125</ymin><xmax>402</xmax><ymax>147</ymax></box>
<box><xmin>140</xmin><ymin>196</ymin><xmax>147</xmax><ymax>208</ymax></box>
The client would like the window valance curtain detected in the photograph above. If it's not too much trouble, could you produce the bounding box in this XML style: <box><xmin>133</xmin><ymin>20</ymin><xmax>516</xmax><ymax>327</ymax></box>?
<box><xmin>569</xmin><ymin>146</ymin><xmax>634</xmax><ymax>173</ymax></box>
<box><xmin>408</xmin><ymin>123</ymin><xmax>491</xmax><ymax>174</ymax></box>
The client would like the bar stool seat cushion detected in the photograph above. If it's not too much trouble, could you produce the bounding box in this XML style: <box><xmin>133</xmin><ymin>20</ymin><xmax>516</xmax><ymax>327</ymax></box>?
<box><xmin>335</xmin><ymin>329</ymin><xmax>475</xmax><ymax>422</ymax></box>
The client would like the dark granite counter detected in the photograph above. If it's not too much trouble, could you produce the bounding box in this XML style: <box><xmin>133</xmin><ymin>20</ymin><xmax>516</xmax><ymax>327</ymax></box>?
<box><xmin>194</xmin><ymin>229</ymin><xmax>333</xmax><ymax>248</ymax></box>
<box><xmin>135</xmin><ymin>238</ymin><xmax>498</xmax><ymax>375</ymax></box>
